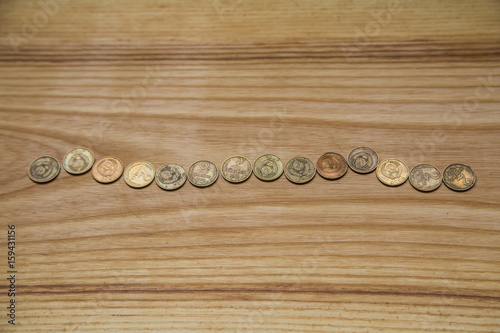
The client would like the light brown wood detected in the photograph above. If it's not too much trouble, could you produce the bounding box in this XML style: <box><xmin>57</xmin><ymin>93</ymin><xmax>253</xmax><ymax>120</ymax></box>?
<box><xmin>1</xmin><ymin>0</ymin><xmax>500</xmax><ymax>331</ymax></box>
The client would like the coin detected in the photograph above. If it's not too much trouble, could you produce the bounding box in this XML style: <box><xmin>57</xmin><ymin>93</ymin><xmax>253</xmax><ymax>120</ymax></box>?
<box><xmin>28</xmin><ymin>156</ymin><xmax>60</xmax><ymax>183</ymax></box>
<box><xmin>376</xmin><ymin>158</ymin><xmax>409</xmax><ymax>186</ymax></box>
<box><xmin>316</xmin><ymin>152</ymin><xmax>348</xmax><ymax>180</ymax></box>
<box><xmin>156</xmin><ymin>163</ymin><xmax>187</xmax><ymax>190</ymax></box>
<box><xmin>91</xmin><ymin>156</ymin><xmax>123</xmax><ymax>183</ymax></box>
<box><xmin>188</xmin><ymin>160</ymin><xmax>218</xmax><ymax>187</ymax></box>
<box><xmin>443</xmin><ymin>163</ymin><xmax>476</xmax><ymax>191</ymax></box>
<box><xmin>63</xmin><ymin>147</ymin><xmax>94</xmax><ymax>175</ymax></box>
<box><xmin>347</xmin><ymin>147</ymin><xmax>378</xmax><ymax>174</ymax></box>
<box><xmin>221</xmin><ymin>156</ymin><xmax>252</xmax><ymax>183</ymax></box>
<box><xmin>253</xmin><ymin>154</ymin><xmax>284</xmax><ymax>181</ymax></box>
<box><xmin>284</xmin><ymin>157</ymin><xmax>316</xmax><ymax>184</ymax></box>
<box><xmin>124</xmin><ymin>161</ymin><xmax>155</xmax><ymax>188</ymax></box>
<box><xmin>409</xmin><ymin>164</ymin><xmax>442</xmax><ymax>192</ymax></box>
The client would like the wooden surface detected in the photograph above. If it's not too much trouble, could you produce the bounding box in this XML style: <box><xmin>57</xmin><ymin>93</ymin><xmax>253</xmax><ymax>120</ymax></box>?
<box><xmin>1</xmin><ymin>0</ymin><xmax>500</xmax><ymax>331</ymax></box>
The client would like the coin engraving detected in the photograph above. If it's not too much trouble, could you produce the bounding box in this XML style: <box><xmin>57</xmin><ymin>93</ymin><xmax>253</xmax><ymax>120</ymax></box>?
<box><xmin>188</xmin><ymin>160</ymin><xmax>218</xmax><ymax>187</ymax></box>
<box><xmin>63</xmin><ymin>147</ymin><xmax>94</xmax><ymax>175</ymax></box>
<box><xmin>348</xmin><ymin>147</ymin><xmax>378</xmax><ymax>174</ymax></box>
<box><xmin>28</xmin><ymin>156</ymin><xmax>60</xmax><ymax>183</ymax></box>
<box><xmin>284</xmin><ymin>157</ymin><xmax>316</xmax><ymax>184</ymax></box>
<box><xmin>376</xmin><ymin>158</ymin><xmax>409</xmax><ymax>186</ymax></box>
<box><xmin>124</xmin><ymin>161</ymin><xmax>155</xmax><ymax>188</ymax></box>
<box><xmin>253</xmin><ymin>154</ymin><xmax>284</xmax><ymax>181</ymax></box>
<box><xmin>443</xmin><ymin>163</ymin><xmax>476</xmax><ymax>191</ymax></box>
<box><xmin>409</xmin><ymin>164</ymin><xmax>441</xmax><ymax>192</ymax></box>
<box><xmin>156</xmin><ymin>163</ymin><xmax>187</xmax><ymax>190</ymax></box>
<box><xmin>91</xmin><ymin>156</ymin><xmax>123</xmax><ymax>183</ymax></box>
<box><xmin>316</xmin><ymin>152</ymin><xmax>348</xmax><ymax>180</ymax></box>
<box><xmin>221</xmin><ymin>156</ymin><xmax>252</xmax><ymax>183</ymax></box>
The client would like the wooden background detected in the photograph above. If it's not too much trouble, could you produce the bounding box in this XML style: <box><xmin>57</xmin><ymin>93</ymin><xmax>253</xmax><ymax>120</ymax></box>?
<box><xmin>1</xmin><ymin>0</ymin><xmax>499</xmax><ymax>331</ymax></box>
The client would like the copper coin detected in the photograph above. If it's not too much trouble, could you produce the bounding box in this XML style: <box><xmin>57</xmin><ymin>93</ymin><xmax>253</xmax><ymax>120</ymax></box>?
<box><xmin>123</xmin><ymin>161</ymin><xmax>155</xmax><ymax>188</ymax></box>
<box><xmin>376</xmin><ymin>158</ymin><xmax>409</xmax><ymax>186</ymax></box>
<box><xmin>443</xmin><ymin>163</ymin><xmax>476</xmax><ymax>191</ymax></box>
<box><xmin>316</xmin><ymin>152</ymin><xmax>348</xmax><ymax>180</ymax></box>
<box><xmin>253</xmin><ymin>154</ymin><xmax>284</xmax><ymax>181</ymax></box>
<box><xmin>156</xmin><ymin>163</ymin><xmax>187</xmax><ymax>190</ymax></box>
<box><xmin>188</xmin><ymin>160</ymin><xmax>218</xmax><ymax>187</ymax></box>
<box><xmin>284</xmin><ymin>157</ymin><xmax>316</xmax><ymax>184</ymax></box>
<box><xmin>409</xmin><ymin>164</ymin><xmax>442</xmax><ymax>192</ymax></box>
<box><xmin>221</xmin><ymin>155</ymin><xmax>252</xmax><ymax>183</ymax></box>
<box><xmin>91</xmin><ymin>156</ymin><xmax>123</xmax><ymax>183</ymax></box>
<box><xmin>63</xmin><ymin>147</ymin><xmax>94</xmax><ymax>175</ymax></box>
<box><xmin>28</xmin><ymin>156</ymin><xmax>60</xmax><ymax>183</ymax></box>
<box><xmin>348</xmin><ymin>147</ymin><xmax>378</xmax><ymax>174</ymax></box>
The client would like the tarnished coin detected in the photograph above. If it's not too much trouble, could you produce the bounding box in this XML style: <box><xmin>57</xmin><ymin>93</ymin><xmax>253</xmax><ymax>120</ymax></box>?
<box><xmin>221</xmin><ymin>156</ymin><xmax>252</xmax><ymax>183</ymax></box>
<box><xmin>28</xmin><ymin>156</ymin><xmax>60</xmax><ymax>183</ymax></box>
<box><xmin>253</xmin><ymin>154</ymin><xmax>283</xmax><ymax>181</ymax></box>
<box><xmin>316</xmin><ymin>152</ymin><xmax>348</xmax><ymax>180</ymax></box>
<box><xmin>443</xmin><ymin>163</ymin><xmax>476</xmax><ymax>191</ymax></box>
<box><xmin>63</xmin><ymin>147</ymin><xmax>94</xmax><ymax>175</ymax></box>
<box><xmin>124</xmin><ymin>161</ymin><xmax>155</xmax><ymax>188</ymax></box>
<box><xmin>188</xmin><ymin>160</ymin><xmax>218</xmax><ymax>187</ymax></box>
<box><xmin>409</xmin><ymin>164</ymin><xmax>442</xmax><ymax>192</ymax></box>
<box><xmin>156</xmin><ymin>163</ymin><xmax>187</xmax><ymax>190</ymax></box>
<box><xmin>376</xmin><ymin>158</ymin><xmax>409</xmax><ymax>186</ymax></box>
<box><xmin>284</xmin><ymin>157</ymin><xmax>316</xmax><ymax>184</ymax></box>
<box><xmin>348</xmin><ymin>147</ymin><xmax>378</xmax><ymax>174</ymax></box>
<box><xmin>91</xmin><ymin>156</ymin><xmax>123</xmax><ymax>183</ymax></box>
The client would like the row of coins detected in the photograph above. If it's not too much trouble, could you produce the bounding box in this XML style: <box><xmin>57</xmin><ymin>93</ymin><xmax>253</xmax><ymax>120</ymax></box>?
<box><xmin>28</xmin><ymin>147</ymin><xmax>477</xmax><ymax>192</ymax></box>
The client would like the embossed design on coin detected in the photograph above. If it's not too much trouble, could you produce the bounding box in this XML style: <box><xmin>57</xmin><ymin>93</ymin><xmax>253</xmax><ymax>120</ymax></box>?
<box><xmin>91</xmin><ymin>156</ymin><xmax>123</xmax><ymax>183</ymax></box>
<box><xmin>409</xmin><ymin>164</ymin><xmax>442</xmax><ymax>192</ymax></box>
<box><xmin>253</xmin><ymin>154</ymin><xmax>283</xmax><ymax>181</ymax></box>
<box><xmin>28</xmin><ymin>156</ymin><xmax>60</xmax><ymax>183</ymax></box>
<box><xmin>63</xmin><ymin>147</ymin><xmax>94</xmax><ymax>175</ymax></box>
<box><xmin>284</xmin><ymin>157</ymin><xmax>316</xmax><ymax>184</ymax></box>
<box><xmin>156</xmin><ymin>163</ymin><xmax>187</xmax><ymax>190</ymax></box>
<box><xmin>221</xmin><ymin>156</ymin><xmax>252</xmax><ymax>183</ymax></box>
<box><xmin>376</xmin><ymin>158</ymin><xmax>409</xmax><ymax>186</ymax></box>
<box><xmin>316</xmin><ymin>152</ymin><xmax>348</xmax><ymax>180</ymax></box>
<box><xmin>124</xmin><ymin>161</ymin><xmax>155</xmax><ymax>188</ymax></box>
<box><xmin>348</xmin><ymin>147</ymin><xmax>378</xmax><ymax>174</ymax></box>
<box><xmin>443</xmin><ymin>163</ymin><xmax>476</xmax><ymax>191</ymax></box>
<box><xmin>188</xmin><ymin>160</ymin><xmax>218</xmax><ymax>187</ymax></box>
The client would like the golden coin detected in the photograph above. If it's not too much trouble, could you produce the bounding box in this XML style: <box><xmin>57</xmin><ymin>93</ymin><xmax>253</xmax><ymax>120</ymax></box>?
<box><xmin>91</xmin><ymin>156</ymin><xmax>123</xmax><ymax>184</ymax></box>
<box><xmin>221</xmin><ymin>156</ymin><xmax>252</xmax><ymax>183</ymax></box>
<box><xmin>284</xmin><ymin>157</ymin><xmax>316</xmax><ymax>184</ymax></box>
<box><xmin>348</xmin><ymin>147</ymin><xmax>378</xmax><ymax>174</ymax></box>
<box><xmin>156</xmin><ymin>163</ymin><xmax>187</xmax><ymax>190</ymax></box>
<box><xmin>188</xmin><ymin>160</ymin><xmax>218</xmax><ymax>187</ymax></box>
<box><xmin>409</xmin><ymin>164</ymin><xmax>442</xmax><ymax>192</ymax></box>
<box><xmin>63</xmin><ymin>147</ymin><xmax>94</xmax><ymax>175</ymax></box>
<box><xmin>28</xmin><ymin>156</ymin><xmax>60</xmax><ymax>183</ymax></box>
<box><xmin>253</xmin><ymin>154</ymin><xmax>283</xmax><ymax>181</ymax></box>
<box><xmin>316</xmin><ymin>152</ymin><xmax>348</xmax><ymax>180</ymax></box>
<box><xmin>376</xmin><ymin>158</ymin><xmax>409</xmax><ymax>186</ymax></box>
<box><xmin>124</xmin><ymin>161</ymin><xmax>155</xmax><ymax>188</ymax></box>
<box><xmin>443</xmin><ymin>163</ymin><xmax>476</xmax><ymax>191</ymax></box>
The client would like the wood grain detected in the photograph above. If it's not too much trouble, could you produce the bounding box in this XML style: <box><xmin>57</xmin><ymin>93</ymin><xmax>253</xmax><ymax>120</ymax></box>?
<box><xmin>1</xmin><ymin>0</ymin><xmax>500</xmax><ymax>331</ymax></box>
